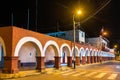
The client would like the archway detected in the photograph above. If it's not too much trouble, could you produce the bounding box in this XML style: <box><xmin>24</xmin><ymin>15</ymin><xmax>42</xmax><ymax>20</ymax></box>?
<box><xmin>14</xmin><ymin>37</ymin><xmax>42</xmax><ymax>71</ymax></box>
<box><xmin>44</xmin><ymin>46</ymin><xmax>56</xmax><ymax>68</ymax></box>
<box><xmin>0</xmin><ymin>36</ymin><xmax>6</xmax><ymax>69</ymax></box>
<box><xmin>79</xmin><ymin>48</ymin><xmax>85</xmax><ymax>64</ymax></box>
<box><xmin>18</xmin><ymin>42</ymin><xmax>40</xmax><ymax>70</ymax></box>
<box><xmin>90</xmin><ymin>50</ymin><xmax>93</xmax><ymax>63</ymax></box>
<box><xmin>60</xmin><ymin>43</ymin><xmax>71</xmax><ymax>67</ymax></box>
<box><xmin>43</xmin><ymin>40</ymin><xmax>59</xmax><ymax>68</ymax></box>
<box><xmin>61</xmin><ymin>47</ymin><xmax>70</xmax><ymax>66</ymax></box>
<box><xmin>93</xmin><ymin>50</ymin><xmax>97</xmax><ymax>63</ymax></box>
<box><xmin>85</xmin><ymin>49</ymin><xmax>89</xmax><ymax>63</ymax></box>
<box><xmin>96</xmin><ymin>51</ymin><xmax>99</xmax><ymax>62</ymax></box>
<box><xmin>0</xmin><ymin>44</ymin><xmax>4</xmax><ymax>69</ymax></box>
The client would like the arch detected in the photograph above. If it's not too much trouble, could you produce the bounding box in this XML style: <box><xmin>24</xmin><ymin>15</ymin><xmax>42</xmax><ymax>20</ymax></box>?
<box><xmin>85</xmin><ymin>48</ymin><xmax>89</xmax><ymax>56</ymax></box>
<box><xmin>18</xmin><ymin>42</ymin><xmax>38</xmax><ymax>69</ymax></box>
<box><xmin>60</xmin><ymin>43</ymin><xmax>71</xmax><ymax>65</ymax></box>
<box><xmin>85</xmin><ymin>48</ymin><xmax>89</xmax><ymax>63</ymax></box>
<box><xmin>89</xmin><ymin>48</ymin><xmax>93</xmax><ymax>56</ymax></box>
<box><xmin>89</xmin><ymin>48</ymin><xmax>93</xmax><ymax>63</ymax></box>
<box><xmin>79</xmin><ymin>47</ymin><xmax>85</xmax><ymax>62</ymax></box>
<box><xmin>97</xmin><ymin>50</ymin><xmax>101</xmax><ymax>56</ymax></box>
<box><xmin>14</xmin><ymin>37</ymin><xmax>42</xmax><ymax>56</ymax></box>
<box><xmin>79</xmin><ymin>47</ymin><xmax>85</xmax><ymax>56</ymax></box>
<box><xmin>95</xmin><ymin>50</ymin><xmax>98</xmax><ymax>56</ymax></box>
<box><xmin>0</xmin><ymin>36</ymin><xmax>6</xmax><ymax>56</ymax></box>
<box><xmin>60</xmin><ymin>43</ymin><xmax>72</xmax><ymax>57</ymax></box>
<box><xmin>93</xmin><ymin>49</ymin><xmax>96</xmax><ymax>56</ymax></box>
<box><xmin>0</xmin><ymin>44</ymin><xmax>4</xmax><ymax>68</ymax></box>
<box><xmin>43</xmin><ymin>40</ymin><xmax>60</xmax><ymax>56</ymax></box>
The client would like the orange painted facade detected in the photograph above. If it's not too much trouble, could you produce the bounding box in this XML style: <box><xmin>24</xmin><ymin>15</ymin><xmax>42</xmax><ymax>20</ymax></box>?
<box><xmin>0</xmin><ymin>26</ymin><xmax>115</xmax><ymax>74</ymax></box>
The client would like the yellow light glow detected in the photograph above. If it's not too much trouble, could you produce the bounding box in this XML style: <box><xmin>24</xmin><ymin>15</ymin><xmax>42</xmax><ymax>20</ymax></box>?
<box><xmin>102</xmin><ymin>32</ymin><xmax>108</xmax><ymax>36</ymax></box>
<box><xmin>77</xmin><ymin>10</ymin><xmax>82</xmax><ymax>15</ymax></box>
<box><xmin>114</xmin><ymin>45</ymin><xmax>118</xmax><ymax>48</ymax></box>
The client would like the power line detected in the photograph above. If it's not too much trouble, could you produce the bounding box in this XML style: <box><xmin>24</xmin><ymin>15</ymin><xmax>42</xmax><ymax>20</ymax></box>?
<box><xmin>34</xmin><ymin>0</ymin><xmax>112</xmax><ymax>33</ymax></box>
<box><xmin>81</xmin><ymin>0</ymin><xmax>111</xmax><ymax>23</ymax></box>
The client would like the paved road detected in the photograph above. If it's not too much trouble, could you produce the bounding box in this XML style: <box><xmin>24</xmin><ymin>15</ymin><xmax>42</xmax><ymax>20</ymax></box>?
<box><xmin>7</xmin><ymin>61</ymin><xmax>120</xmax><ymax>80</ymax></box>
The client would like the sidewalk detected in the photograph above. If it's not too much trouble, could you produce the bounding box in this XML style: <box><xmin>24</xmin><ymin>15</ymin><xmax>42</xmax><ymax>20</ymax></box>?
<box><xmin>0</xmin><ymin>70</ymin><xmax>41</xmax><ymax>79</ymax></box>
<box><xmin>0</xmin><ymin>61</ymin><xmax>113</xmax><ymax>79</ymax></box>
<box><xmin>0</xmin><ymin>66</ymin><xmax>71</xmax><ymax>79</ymax></box>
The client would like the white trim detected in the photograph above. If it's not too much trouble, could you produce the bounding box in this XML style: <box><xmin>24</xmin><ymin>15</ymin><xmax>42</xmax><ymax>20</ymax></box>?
<box><xmin>14</xmin><ymin>37</ymin><xmax>42</xmax><ymax>56</ymax></box>
<box><xmin>85</xmin><ymin>48</ymin><xmax>89</xmax><ymax>56</ymax></box>
<box><xmin>79</xmin><ymin>47</ymin><xmax>85</xmax><ymax>56</ymax></box>
<box><xmin>0</xmin><ymin>36</ymin><xmax>6</xmax><ymax>56</ymax></box>
<box><xmin>89</xmin><ymin>49</ymin><xmax>93</xmax><ymax>56</ymax></box>
<box><xmin>93</xmin><ymin>49</ymin><xmax>96</xmax><ymax>56</ymax></box>
<box><xmin>43</xmin><ymin>40</ymin><xmax>60</xmax><ymax>56</ymax></box>
<box><xmin>60</xmin><ymin>43</ymin><xmax>72</xmax><ymax>57</ymax></box>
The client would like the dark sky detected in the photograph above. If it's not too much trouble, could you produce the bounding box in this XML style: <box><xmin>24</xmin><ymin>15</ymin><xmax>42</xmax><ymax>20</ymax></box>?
<box><xmin>0</xmin><ymin>0</ymin><xmax>120</xmax><ymax>48</ymax></box>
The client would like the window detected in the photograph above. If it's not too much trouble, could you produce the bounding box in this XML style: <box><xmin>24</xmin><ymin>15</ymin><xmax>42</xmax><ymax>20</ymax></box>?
<box><xmin>81</xmin><ymin>32</ymin><xmax>84</xmax><ymax>37</ymax></box>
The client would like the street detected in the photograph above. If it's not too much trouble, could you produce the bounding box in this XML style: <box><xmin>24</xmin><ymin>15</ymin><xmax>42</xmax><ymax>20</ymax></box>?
<box><xmin>7</xmin><ymin>61</ymin><xmax>120</xmax><ymax>80</ymax></box>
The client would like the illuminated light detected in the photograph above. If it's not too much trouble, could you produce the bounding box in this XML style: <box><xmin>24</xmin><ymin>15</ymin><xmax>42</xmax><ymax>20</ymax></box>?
<box><xmin>114</xmin><ymin>45</ymin><xmax>118</xmax><ymax>48</ymax></box>
<box><xmin>77</xmin><ymin>10</ymin><xmax>82</xmax><ymax>15</ymax></box>
<box><xmin>102</xmin><ymin>31</ymin><xmax>108</xmax><ymax>36</ymax></box>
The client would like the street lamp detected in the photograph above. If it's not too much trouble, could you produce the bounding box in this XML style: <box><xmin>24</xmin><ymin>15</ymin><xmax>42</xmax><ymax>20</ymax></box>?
<box><xmin>114</xmin><ymin>45</ymin><xmax>118</xmax><ymax>49</ymax></box>
<box><xmin>73</xmin><ymin>10</ymin><xmax>82</xmax><ymax>69</ymax></box>
<box><xmin>102</xmin><ymin>32</ymin><xmax>108</xmax><ymax>36</ymax></box>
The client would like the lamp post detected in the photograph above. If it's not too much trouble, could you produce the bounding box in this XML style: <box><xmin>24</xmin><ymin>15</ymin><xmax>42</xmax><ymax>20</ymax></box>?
<box><xmin>99</xmin><ymin>34</ymin><xmax>102</xmax><ymax>63</ymax></box>
<box><xmin>73</xmin><ymin>10</ymin><xmax>82</xmax><ymax>69</ymax></box>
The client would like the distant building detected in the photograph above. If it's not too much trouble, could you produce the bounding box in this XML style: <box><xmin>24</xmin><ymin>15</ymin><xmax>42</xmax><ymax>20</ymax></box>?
<box><xmin>86</xmin><ymin>36</ymin><xmax>110</xmax><ymax>51</ymax></box>
<box><xmin>47</xmin><ymin>29</ymin><xmax>85</xmax><ymax>44</ymax></box>
<box><xmin>47</xmin><ymin>29</ymin><xmax>113</xmax><ymax>53</ymax></box>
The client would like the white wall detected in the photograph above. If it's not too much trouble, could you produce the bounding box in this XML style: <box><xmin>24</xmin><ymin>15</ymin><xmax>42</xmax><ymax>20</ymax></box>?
<box><xmin>61</xmin><ymin>51</ymin><xmax>68</xmax><ymax>63</ymax></box>
<box><xmin>18</xmin><ymin>43</ymin><xmax>37</xmax><ymax>63</ymax></box>
<box><xmin>44</xmin><ymin>46</ymin><xmax>55</xmax><ymax>62</ymax></box>
<box><xmin>102</xmin><ymin>39</ymin><xmax>107</xmax><ymax>45</ymax></box>
<box><xmin>79</xmin><ymin>30</ymin><xmax>85</xmax><ymax>43</ymax></box>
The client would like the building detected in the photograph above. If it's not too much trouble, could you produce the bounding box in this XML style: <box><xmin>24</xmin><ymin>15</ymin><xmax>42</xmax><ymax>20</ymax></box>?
<box><xmin>47</xmin><ymin>29</ymin><xmax>85</xmax><ymax>44</ymax></box>
<box><xmin>0</xmin><ymin>26</ymin><xmax>115</xmax><ymax>74</ymax></box>
<box><xmin>86</xmin><ymin>36</ymin><xmax>110</xmax><ymax>52</ymax></box>
<box><xmin>47</xmin><ymin>29</ymin><xmax>115</xmax><ymax>65</ymax></box>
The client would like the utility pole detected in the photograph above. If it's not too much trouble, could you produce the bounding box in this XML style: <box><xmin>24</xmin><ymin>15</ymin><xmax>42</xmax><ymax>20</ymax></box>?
<box><xmin>27</xmin><ymin>9</ymin><xmax>29</xmax><ymax>30</ymax></box>
<box><xmin>35</xmin><ymin>0</ymin><xmax>38</xmax><ymax>32</ymax></box>
<box><xmin>11</xmin><ymin>12</ymin><xmax>13</xmax><ymax>26</ymax></box>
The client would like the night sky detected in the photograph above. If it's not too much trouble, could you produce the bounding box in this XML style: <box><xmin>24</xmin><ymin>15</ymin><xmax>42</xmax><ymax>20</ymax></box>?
<box><xmin>0</xmin><ymin>0</ymin><xmax>120</xmax><ymax>48</ymax></box>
